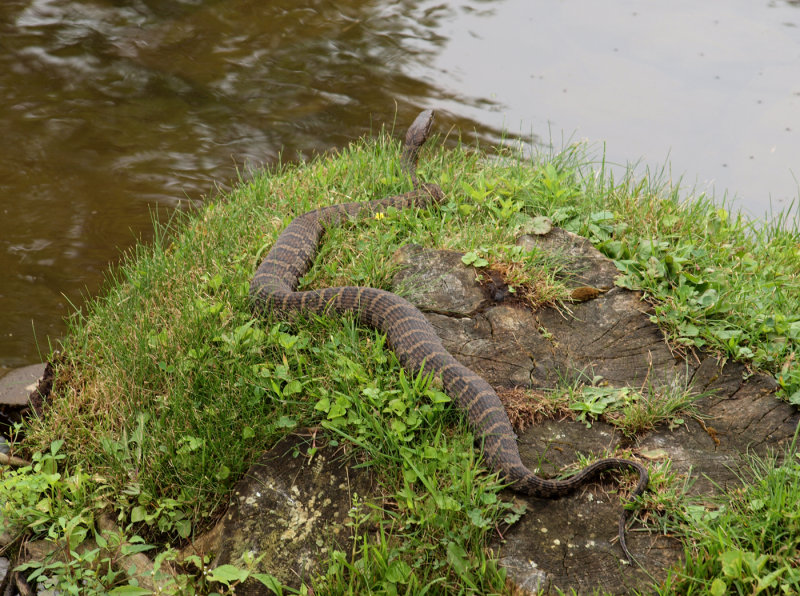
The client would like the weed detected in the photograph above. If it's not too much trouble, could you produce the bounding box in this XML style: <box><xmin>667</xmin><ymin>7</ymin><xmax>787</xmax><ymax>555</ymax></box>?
<box><xmin>0</xmin><ymin>441</ymin><xmax>285</xmax><ymax>594</ymax></box>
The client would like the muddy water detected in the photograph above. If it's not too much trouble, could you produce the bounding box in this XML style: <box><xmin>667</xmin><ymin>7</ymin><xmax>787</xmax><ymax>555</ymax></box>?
<box><xmin>1</xmin><ymin>0</ymin><xmax>798</xmax><ymax>369</ymax></box>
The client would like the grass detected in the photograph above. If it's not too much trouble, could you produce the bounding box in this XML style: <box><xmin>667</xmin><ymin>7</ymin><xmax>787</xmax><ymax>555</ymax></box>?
<box><xmin>655</xmin><ymin>443</ymin><xmax>800</xmax><ymax>595</ymax></box>
<box><xmin>548</xmin><ymin>375</ymin><xmax>705</xmax><ymax>437</ymax></box>
<box><xmin>1</xmin><ymin>126</ymin><xmax>799</xmax><ymax>593</ymax></box>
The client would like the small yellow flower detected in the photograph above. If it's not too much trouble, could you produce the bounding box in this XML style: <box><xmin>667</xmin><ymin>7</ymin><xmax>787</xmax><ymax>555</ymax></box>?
<box><xmin>374</xmin><ymin>212</ymin><xmax>385</xmax><ymax>220</ymax></box>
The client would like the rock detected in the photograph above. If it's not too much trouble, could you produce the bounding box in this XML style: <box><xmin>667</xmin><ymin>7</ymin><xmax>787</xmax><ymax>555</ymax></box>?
<box><xmin>389</xmin><ymin>226</ymin><xmax>798</xmax><ymax>594</ymax></box>
<box><xmin>0</xmin><ymin>363</ymin><xmax>47</xmax><ymax>452</ymax></box>
<box><xmin>0</xmin><ymin>363</ymin><xmax>46</xmax><ymax>407</ymax></box>
<box><xmin>183</xmin><ymin>434</ymin><xmax>374</xmax><ymax>593</ymax></box>
<box><xmin>391</xmin><ymin>244</ymin><xmax>489</xmax><ymax>315</ymax></box>
<box><xmin>498</xmin><ymin>419</ymin><xmax>679</xmax><ymax>594</ymax></box>
<box><xmin>0</xmin><ymin>556</ymin><xmax>8</xmax><ymax>587</ymax></box>
<box><xmin>517</xmin><ymin>228</ymin><xmax>620</xmax><ymax>291</ymax></box>
<box><xmin>0</xmin><ymin>362</ymin><xmax>51</xmax><ymax>440</ymax></box>
<box><xmin>393</xmin><ymin>238</ymin><xmax>685</xmax><ymax>390</ymax></box>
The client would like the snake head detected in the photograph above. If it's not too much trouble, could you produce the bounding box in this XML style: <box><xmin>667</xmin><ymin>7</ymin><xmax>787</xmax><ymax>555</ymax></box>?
<box><xmin>405</xmin><ymin>109</ymin><xmax>435</xmax><ymax>149</ymax></box>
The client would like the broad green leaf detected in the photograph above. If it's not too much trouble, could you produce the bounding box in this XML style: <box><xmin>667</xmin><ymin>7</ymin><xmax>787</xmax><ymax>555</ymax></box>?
<box><xmin>446</xmin><ymin>542</ymin><xmax>470</xmax><ymax>575</ymax></box>
<box><xmin>385</xmin><ymin>559</ymin><xmax>412</xmax><ymax>583</ymax></box>
<box><xmin>528</xmin><ymin>215</ymin><xmax>553</xmax><ymax>235</ymax></box>
<box><xmin>709</xmin><ymin>578</ymin><xmax>727</xmax><ymax>596</ymax></box>
<box><xmin>719</xmin><ymin>549</ymin><xmax>743</xmax><ymax>578</ymax></box>
<box><xmin>207</xmin><ymin>564</ymin><xmax>248</xmax><ymax>585</ymax></box>
<box><xmin>215</xmin><ymin>465</ymin><xmax>230</xmax><ymax>481</ymax></box>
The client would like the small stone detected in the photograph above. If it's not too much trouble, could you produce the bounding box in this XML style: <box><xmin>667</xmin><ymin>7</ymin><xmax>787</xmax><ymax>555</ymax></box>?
<box><xmin>0</xmin><ymin>363</ymin><xmax>46</xmax><ymax>406</ymax></box>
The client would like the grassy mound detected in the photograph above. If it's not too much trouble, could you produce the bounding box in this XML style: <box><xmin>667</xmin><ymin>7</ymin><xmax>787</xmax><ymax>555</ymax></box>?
<box><xmin>3</xmin><ymin>130</ymin><xmax>800</xmax><ymax>593</ymax></box>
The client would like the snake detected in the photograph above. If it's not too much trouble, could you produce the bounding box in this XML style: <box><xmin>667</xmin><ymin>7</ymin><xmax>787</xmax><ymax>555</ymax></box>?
<box><xmin>250</xmin><ymin>110</ymin><xmax>649</xmax><ymax>561</ymax></box>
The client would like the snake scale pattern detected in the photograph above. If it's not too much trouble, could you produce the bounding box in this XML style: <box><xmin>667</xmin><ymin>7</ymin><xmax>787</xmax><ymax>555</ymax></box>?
<box><xmin>250</xmin><ymin>110</ymin><xmax>648</xmax><ymax>561</ymax></box>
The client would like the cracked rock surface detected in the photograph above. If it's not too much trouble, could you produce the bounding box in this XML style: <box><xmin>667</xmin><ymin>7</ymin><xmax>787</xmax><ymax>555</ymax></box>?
<box><xmin>392</xmin><ymin>228</ymin><xmax>797</xmax><ymax>594</ymax></box>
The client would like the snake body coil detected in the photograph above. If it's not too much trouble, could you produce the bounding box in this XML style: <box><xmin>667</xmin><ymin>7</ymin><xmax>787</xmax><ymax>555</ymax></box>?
<box><xmin>250</xmin><ymin>110</ymin><xmax>648</xmax><ymax>560</ymax></box>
